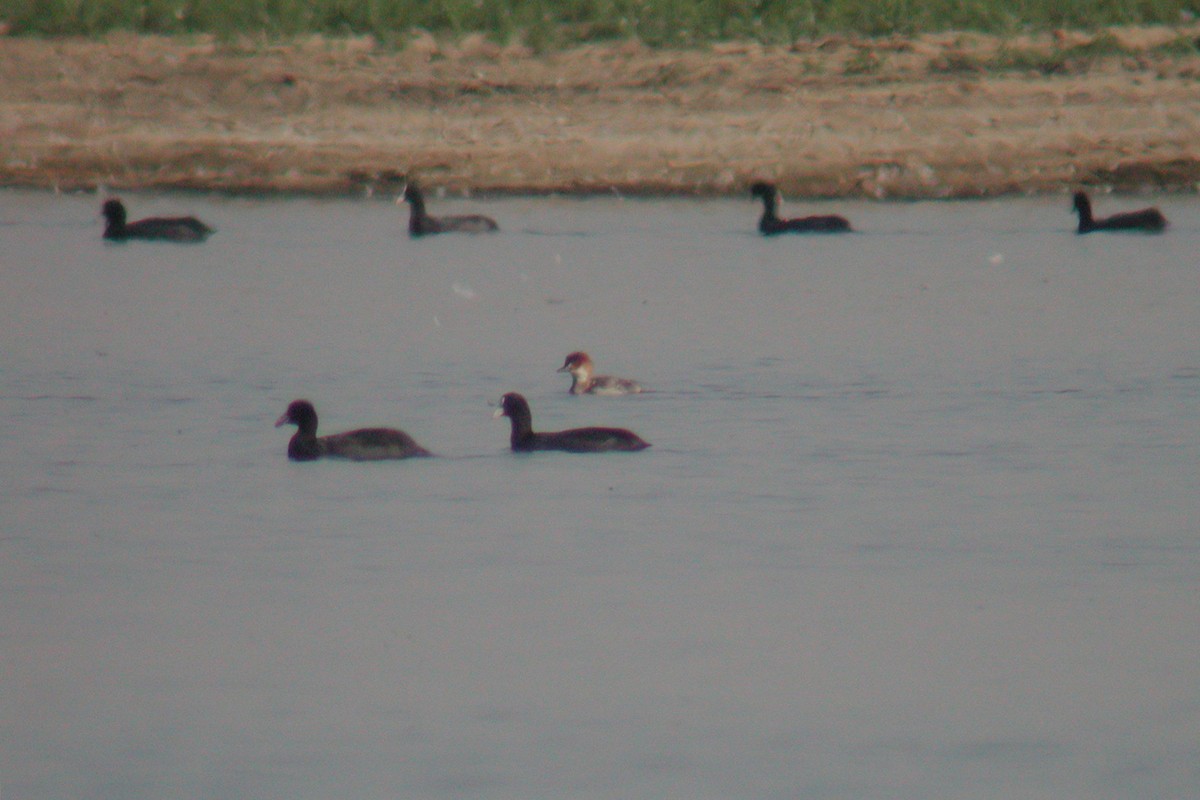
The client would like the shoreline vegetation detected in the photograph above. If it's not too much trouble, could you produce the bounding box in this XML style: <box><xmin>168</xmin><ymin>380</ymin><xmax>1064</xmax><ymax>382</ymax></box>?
<box><xmin>6</xmin><ymin>0</ymin><xmax>1199</xmax><ymax>46</ymax></box>
<box><xmin>2</xmin><ymin>13</ymin><xmax>1200</xmax><ymax>198</ymax></box>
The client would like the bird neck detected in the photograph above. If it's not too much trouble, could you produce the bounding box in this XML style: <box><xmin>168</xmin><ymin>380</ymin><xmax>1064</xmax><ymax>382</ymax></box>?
<box><xmin>406</xmin><ymin>196</ymin><xmax>430</xmax><ymax>233</ymax></box>
<box><xmin>758</xmin><ymin>193</ymin><xmax>779</xmax><ymax>224</ymax></box>
<box><xmin>1075</xmin><ymin>197</ymin><xmax>1094</xmax><ymax>228</ymax></box>
<box><xmin>507</xmin><ymin>410</ymin><xmax>534</xmax><ymax>445</ymax></box>
<box><xmin>288</xmin><ymin>432</ymin><xmax>322</xmax><ymax>460</ymax></box>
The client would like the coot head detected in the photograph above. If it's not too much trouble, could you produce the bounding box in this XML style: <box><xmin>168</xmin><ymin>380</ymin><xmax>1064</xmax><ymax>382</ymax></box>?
<box><xmin>400</xmin><ymin>183</ymin><xmax>422</xmax><ymax>203</ymax></box>
<box><xmin>275</xmin><ymin>399</ymin><xmax>318</xmax><ymax>434</ymax></box>
<box><xmin>749</xmin><ymin>181</ymin><xmax>778</xmax><ymax>200</ymax></box>
<box><xmin>493</xmin><ymin>392</ymin><xmax>530</xmax><ymax>421</ymax></box>
<box><xmin>101</xmin><ymin>198</ymin><xmax>127</xmax><ymax>227</ymax></box>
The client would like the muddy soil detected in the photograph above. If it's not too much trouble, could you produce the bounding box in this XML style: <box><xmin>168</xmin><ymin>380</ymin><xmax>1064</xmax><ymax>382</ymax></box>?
<box><xmin>2</xmin><ymin>28</ymin><xmax>1199</xmax><ymax>197</ymax></box>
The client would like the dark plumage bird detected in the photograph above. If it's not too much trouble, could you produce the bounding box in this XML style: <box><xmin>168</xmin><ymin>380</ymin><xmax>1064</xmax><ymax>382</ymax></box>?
<box><xmin>275</xmin><ymin>399</ymin><xmax>432</xmax><ymax>461</ymax></box>
<box><xmin>750</xmin><ymin>181</ymin><xmax>851</xmax><ymax>235</ymax></box>
<box><xmin>101</xmin><ymin>198</ymin><xmax>214</xmax><ymax>242</ymax></box>
<box><xmin>1072</xmin><ymin>191</ymin><xmax>1166</xmax><ymax>234</ymax></box>
<box><xmin>557</xmin><ymin>351</ymin><xmax>643</xmax><ymax>396</ymax></box>
<box><xmin>493</xmin><ymin>392</ymin><xmax>650</xmax><ymax>453</ymax></box>
<box><xmin>397</xmin><ymin>183</ymin><xmax>499</xmax><ymax>236</ymax></box>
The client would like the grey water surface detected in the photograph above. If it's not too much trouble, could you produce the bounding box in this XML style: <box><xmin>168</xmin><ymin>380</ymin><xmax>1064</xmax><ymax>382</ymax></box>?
<box><xmin>2</xmin><ymin>189</ymin><xmax>1198</xmax><ymax>800</ymax></box>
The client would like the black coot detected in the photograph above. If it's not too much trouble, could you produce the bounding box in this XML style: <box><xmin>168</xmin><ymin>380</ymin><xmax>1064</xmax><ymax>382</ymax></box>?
<box><xmin>275</xmin><ymin>400</ymin><xmax>432</xmax><ymax>461</ymax></box>
<box><xmin>493</xmin><ymin>392</ymin><xmax>649</xmax><ymax>453</ymax></box>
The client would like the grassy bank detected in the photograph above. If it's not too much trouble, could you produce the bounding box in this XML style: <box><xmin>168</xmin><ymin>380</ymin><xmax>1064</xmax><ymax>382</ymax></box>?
<box><xmin>4</xmin><ymin>0</ymin><xmax>1199</xmax><ymax>47</ymax></box>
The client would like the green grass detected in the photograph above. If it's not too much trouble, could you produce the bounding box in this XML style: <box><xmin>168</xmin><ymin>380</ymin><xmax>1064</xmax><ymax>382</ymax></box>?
<box><xmin>3</xmin><ymin>0</ymin><xmax>1199</xmax><ymax>46</ymax></box>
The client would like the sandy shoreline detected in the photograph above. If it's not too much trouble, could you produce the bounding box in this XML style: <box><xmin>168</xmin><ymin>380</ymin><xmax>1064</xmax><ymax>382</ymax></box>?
<box><xmin>2</xmin><ymin>29</ymin><xmax>1199</xmax><ymax>198</ymax></box>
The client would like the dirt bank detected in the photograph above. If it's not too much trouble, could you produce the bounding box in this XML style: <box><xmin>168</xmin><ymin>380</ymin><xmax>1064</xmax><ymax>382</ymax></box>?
<box><xmin>2</xmin><ymin>28</ymin><xmax>1199</xmax><ymax>197</ymax></box>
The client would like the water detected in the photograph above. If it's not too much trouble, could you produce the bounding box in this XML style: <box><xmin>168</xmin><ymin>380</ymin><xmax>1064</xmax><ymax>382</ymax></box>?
<box><xmin>2</xmin><ymin>189</ymin><xmax>1198</xmax><ymax>800</ymax></box>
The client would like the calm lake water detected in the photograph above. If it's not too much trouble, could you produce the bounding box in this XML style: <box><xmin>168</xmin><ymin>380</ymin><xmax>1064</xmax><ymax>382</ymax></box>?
<box><xmin>2</xmin><ymin>188</ymin><xmax>1198</xmax><ymax>800</ymax></box>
